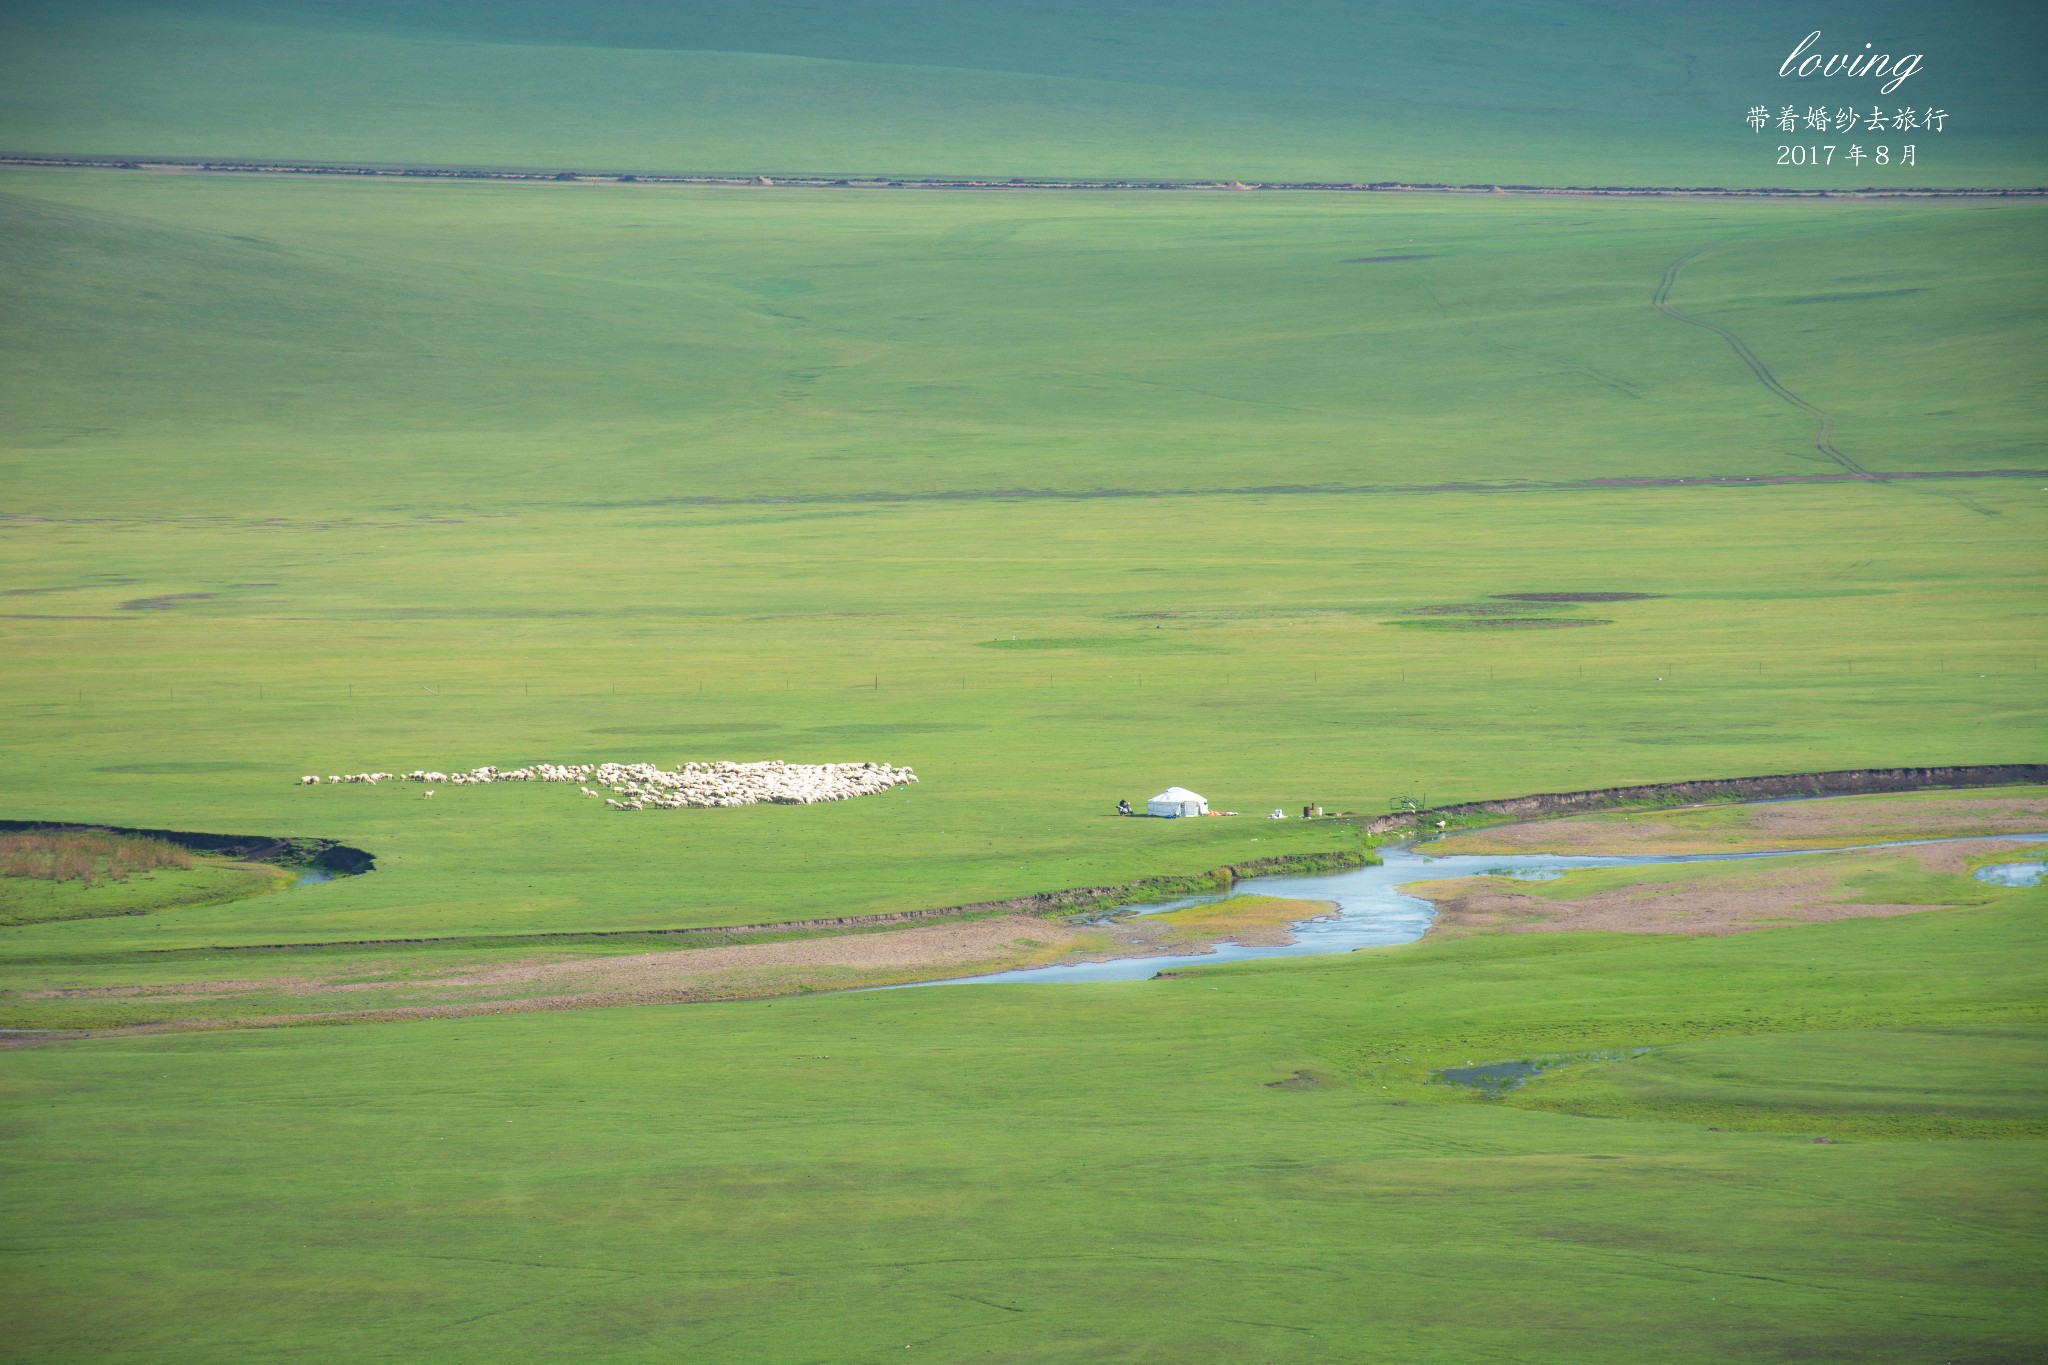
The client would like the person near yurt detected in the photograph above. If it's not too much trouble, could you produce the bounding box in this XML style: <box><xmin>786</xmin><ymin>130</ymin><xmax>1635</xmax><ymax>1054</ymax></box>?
<box><xmin>1146</xmin><ymin>787</ymin><xmax>1208</xmax><ymax>818</ymax></box>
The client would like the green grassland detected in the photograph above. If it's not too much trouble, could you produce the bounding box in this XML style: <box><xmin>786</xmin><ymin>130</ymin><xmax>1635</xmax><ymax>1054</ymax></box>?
<box><xmin>4</xmin><ymin>892</ymin><xmax>2043</xmax><ymax>1362</ymax></box>
<box><xmin>2</xmin><ymin>1</ymin><xmax>2043</xmax><ymax>186</ymax></box>
<box><xmin>5</xmin><ymin>832</ymin><xmax>2040</xmax><ymax>1034</ymax></box>
<box><xmin>6</xmin><ymin>173</ymin><xmax>2046</xmax><ymax>514</ymax></box>
<box><xmin>1512</xmin><ymin>1022</ymin><xmax>2048</xmax><ymax>1140</ymax></box>
<box><xmin>1</xmin><ymin>85</ymin><xmax>2045</xmax><ymax>1360</ymax></box>
<box><xmin>0</xmin><ymin>172</ymin><xmax>2042</xmax><ymax>963</ymax></box>
<box><xmin>0</xmin><ymin>858</ymin><xmax>285</xmax><ymax>927</ymax></box>
<box><xmin>0</xmin><ymin>472</ymin><xmax>2040</xmax><ymax>955</ymax></box>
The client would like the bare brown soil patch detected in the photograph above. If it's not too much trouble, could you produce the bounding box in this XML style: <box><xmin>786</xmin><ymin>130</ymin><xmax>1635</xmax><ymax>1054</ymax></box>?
<box><xmin>1076</xmin><ymin>895</ymin><xmax>1332</xmax><ymax>957</ymax></box>
<box><xmin>20</xmin><ymin>977</ymin><xmax>307</xmax><ymax>1001</ymax></box>
<box><xmin>1414</xmin><ymin>873</ymin><xmax>1927</xmax><ymax>937</ymax></box>
<box><xmin>421</xmin><ymin>915</ymin><xmax>1081</xmax><ymax>992</ymax></box>
<box><xmin>1882</xmin><ymin>837</ymin><xmax>2048</xmax><ymax>875</ymax></box>
<box><xmin>1265</xmin><ymin>1071</ymin><xmax>1322</xmax><ymax>1089</ymax></box>
<box><xmin>21</xmin><ymin>915</ymin><xmax>1082</xmax><ymax>1011</ymax></box>
<box><xmin>1407</xmin><ymin>839</ymin><xmax>2037</xmax><ymax>938</ymax></box>
<box><xmin>1431</xmin><ymin>794</ymin><xmax>2048</xmax><ymax>856</ymax></box>
<box><xmin>4</xmin><ymin>897</ymin><xmax>1342</xmax><ymax>1038</ymax></box>
<box><xmin>1405</xmin><ymin>602</ymin><xmax>1558</xmax><ymax>616</ymax></box>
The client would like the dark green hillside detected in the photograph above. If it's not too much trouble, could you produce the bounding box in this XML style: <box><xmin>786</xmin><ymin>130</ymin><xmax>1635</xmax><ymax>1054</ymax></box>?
<box><xmin>2</xmin><ymin>0</ymin><xmax>2041</xmax><ymax>184</ymax></box>
<box><xmin>4</xmin><ymin>175</ymin><xmax>2043</xmax><ymax>517</ymax></box>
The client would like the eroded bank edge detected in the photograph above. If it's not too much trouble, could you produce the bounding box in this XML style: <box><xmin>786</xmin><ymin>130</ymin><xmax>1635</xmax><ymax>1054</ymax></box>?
<box><xmin>0</xmin><ymin>819</ymin><xmax>373</xmax><ymax>875</ymax></box>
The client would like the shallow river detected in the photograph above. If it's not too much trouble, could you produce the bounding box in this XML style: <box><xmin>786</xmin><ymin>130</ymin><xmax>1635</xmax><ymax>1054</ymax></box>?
<box><xmin>906</xmin><ymin>832</ymin><xmax>2048</xmax><ymax>989</ymax></box>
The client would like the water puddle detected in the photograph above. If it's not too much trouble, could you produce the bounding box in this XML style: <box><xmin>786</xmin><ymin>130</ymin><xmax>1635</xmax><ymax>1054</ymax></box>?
<box><xmin>1437</xmin><ymin>1048</ymin><xmax>1650</xmax><ymax>1095</ymax></box>
<box><xmin>903</xmin><ymin>832</ymin><xmax>2048</xmax><ymax>988</ymax></box>
<box><xmin>1972</xmin><ymin>860</ymin><xmax>2046</xmax><ymax>888</ymax></box>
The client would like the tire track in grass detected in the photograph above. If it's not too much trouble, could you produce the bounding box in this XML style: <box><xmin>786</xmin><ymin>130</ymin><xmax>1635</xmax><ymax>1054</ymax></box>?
<box><xmin>1653</xmin><ymin>250</ymin><xmax>1878</xmax><ymax>481</ymax></box>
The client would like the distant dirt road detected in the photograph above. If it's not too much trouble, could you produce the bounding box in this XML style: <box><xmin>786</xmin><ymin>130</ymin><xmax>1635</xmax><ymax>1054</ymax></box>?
<box><xmin>1653</xmin><ymin>250</ymin><xmax>1875</xmax><ymax>481</ymax></box>
<box><xmin>4</xmin><ymin>153</ymin><xmax>2043</xmax><ymax>199</ymax></box>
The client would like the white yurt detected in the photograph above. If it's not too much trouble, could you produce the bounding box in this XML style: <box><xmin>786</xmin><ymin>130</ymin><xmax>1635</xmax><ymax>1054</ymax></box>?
<box><xmin>1147</xmin><ymin>786</ymin><xmax>1209</xmax><ymax>818</ymax></box>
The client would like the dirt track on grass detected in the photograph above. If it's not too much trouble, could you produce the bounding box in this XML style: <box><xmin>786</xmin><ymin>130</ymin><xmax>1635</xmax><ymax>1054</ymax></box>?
<box><xmin>17</xmin><ymin>915</ymin><xmax>1081</xmax><ymax>1009</ymax></box>
<box><xmin>1653</xmin><ymin>250</ymin><xmax>1872</xmax><ymax>481</ymax></box>
<box><xmin>613</xmin><ymin>468</ymin><xmax>2041</xmax><ymax>508</ymax></box>
<box><xmin>6</xmin><ymin>471</ymin><xmax>2041</xmax><ymax>534</ymax></box>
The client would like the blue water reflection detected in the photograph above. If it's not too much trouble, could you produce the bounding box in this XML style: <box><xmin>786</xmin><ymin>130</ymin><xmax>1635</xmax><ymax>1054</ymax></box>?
<box><xmin>906</xmin><ymin>833</ymin><xmax>2048</xmax><ymax>988</ymax></box>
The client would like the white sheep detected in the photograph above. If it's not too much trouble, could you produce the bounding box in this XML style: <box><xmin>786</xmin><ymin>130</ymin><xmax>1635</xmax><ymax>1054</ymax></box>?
<box><xmin>301</xmin><ymin>757</ymin><xmax>917</xmax><ymax>811</ymax></box>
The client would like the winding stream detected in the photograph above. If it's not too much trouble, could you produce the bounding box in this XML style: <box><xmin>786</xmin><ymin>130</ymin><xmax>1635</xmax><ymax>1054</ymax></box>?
<box><xmin>907</xmin><ymin>833</ymin><xmax>2048</xmax><ymax>988</ymax></box>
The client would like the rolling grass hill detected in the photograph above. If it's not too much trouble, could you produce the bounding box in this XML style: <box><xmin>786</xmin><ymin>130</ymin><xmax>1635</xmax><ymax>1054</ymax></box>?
<box><xmin>2</xmin><ymin>0</ymin><xmax>2043</xmax><ymax>186</ymax></box>
<box><xmin>3</xmin><ymin>173</ymin><xmax>2043</xmax><ymax>516</ymax></box>
<box><xmin>1</xmin><ymin>12</ymin><xmax>2044</xmax><ymax>1353</ymax></box>
<box><xmin>0</xmin><ymin>171</ymin><xmax>2042</xmax><ymax>952</ymax></box>
<box><xmin>4</xmin><ymin>891</ymin><xmax>2042</xmax><ymax>1361</ymax></box>
<box><xmin>0</xmin><ymin>472</ymin><xmax>2042</xmax><ymax>957</ymax></box>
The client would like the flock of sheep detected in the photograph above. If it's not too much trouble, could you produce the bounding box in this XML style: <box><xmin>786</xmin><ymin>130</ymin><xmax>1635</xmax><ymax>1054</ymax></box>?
<box><xmin>298</xmin><ymin>760</ymin><xmax>918</xmax><ymax>810</ymax></box>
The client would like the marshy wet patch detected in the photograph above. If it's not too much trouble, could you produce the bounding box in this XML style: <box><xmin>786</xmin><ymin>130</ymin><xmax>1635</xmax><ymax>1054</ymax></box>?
<box><xmin>909</xmin><ymin>843</ymin><xmax>1814</xmax><ymax>989</ymax></box>
<box><xmin>1491</xmin><ymin>592</ymin><xmax>1662</xmax><ymax>603</ymax></box>
<box><xmin>1391</xmin><ymin>601</ymin><xmax>1610</xmax><ymax>631</ymax></box>
<box><xmin>0</xmin><ymin>820</ymin><xmax>374</xmax><ymax>878</ymax></box>
<box><xmin>118</xmin><ymin>593</ymin><xmax>214</xmax><ymax>611</ymax></box>
<box><xmin>1437</xmin><ymin>1049</ymin><xmax>1650</xmax><ymax>1096</ymax></box>
<box><xmin>1405</xmin><ymin>602</ymin><xmax>1562</xmax><ymax>617</ymax></box>
<box><xmin>1972</xmin><ymin>860</ymin><xmax>2046</xmax><ymax>888</ymax></box>
<box><xmin>0</xmin><ymin>829</ymin><xmax>298</xmax><ymax>927</ymax></box>
<box><xmin>1265</xmin><ymin>1070</ymin><xmax>1322</xmax><ymax>1090</ymax></box>
<box><xmin>1389</xmin><ymin>616</ymin><xmax>1610</xmax><ymax>631</ymax></box>
<box><xmin>1781</xmin><ymin>288</ymin><xmax>1923</xmax><ymax>305</ymax></box>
